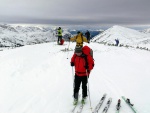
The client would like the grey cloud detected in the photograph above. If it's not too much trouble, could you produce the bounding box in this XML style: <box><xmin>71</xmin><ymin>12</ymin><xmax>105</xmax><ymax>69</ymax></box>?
<box><xmin>0</xmin><ymin>0</ymin><xmax>150</xmax><ymax>26</ymax></box>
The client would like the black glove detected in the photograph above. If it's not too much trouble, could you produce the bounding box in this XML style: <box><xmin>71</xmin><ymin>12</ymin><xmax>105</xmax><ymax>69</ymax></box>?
<box><xmin>68</xmin><ymin>37</ymin><xmax>70</xmax><ymax>40</ymax></box>
<box><xmin>87</xmin><ymin>70</ymin><xmax>90</xmax><ymax>73</ymax></box>
<box><xmin>71</xmin><ymin>62</ymin><xmax>74</xmax><ymax>66</ymax></box>
<box><xmin>84</xmin><ymin>65</ymin><xmax>89</xmax><ymax>69</ymax></box>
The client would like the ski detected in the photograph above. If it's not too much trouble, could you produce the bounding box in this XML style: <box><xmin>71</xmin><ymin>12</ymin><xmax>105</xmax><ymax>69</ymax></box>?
<box><xmin>71</xmin><ymin>104</ymin><xmax>78</xmax><ymax>113</ymax></box>
<box><xmin>102</xmin><ymin>98</ymin><xmax>112</xmax><ymax>113</ymax></box>
<box><xmin>92</xmin><ymin>93</ymin><xmax>107</xmax><ymax>113</ymax></box>
<box><xmin>76</xmin><ymin>103</ymin><xmax>85</xmax><ymax>113</ymax></box>
<box><xmin>116</xmin><ymin>99</ymin><xmax>121</xmax><ymax>113</ymax></box>
<box><xmin>71</xmin><ymin>95</ymin><xmax>81</xmax><ymax>113</ymax></box>
<box><xmin>122</xmin><ymin>96</ymin><xmax>137</xmax><ymax>113</ymax></box>
<box><xmin>61</xmin><ymin>48</ymin><xmax>73</xmax><ymax>52</ymax></box>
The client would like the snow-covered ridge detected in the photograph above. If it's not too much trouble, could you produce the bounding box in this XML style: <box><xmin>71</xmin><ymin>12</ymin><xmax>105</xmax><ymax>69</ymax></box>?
<box><xmin>91</xmin><ymin>25</ymin><xmax>150</xmax><ymax>49</ymax></box>
<box><xmin>0</xmin><ymin>24</ymin><xmax>71</xmax><ymax>48</ymax></box>
<box><xmin>141</xmin><ymin>28</ymin><xmax>150</xmax><ymax>34</ymax></box>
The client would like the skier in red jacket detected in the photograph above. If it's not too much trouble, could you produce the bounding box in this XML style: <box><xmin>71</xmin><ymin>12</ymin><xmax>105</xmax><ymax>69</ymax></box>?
<box><xmin>70</xmin><ymin>46</ymin><xmax>94</xmax><ymax>105</ymax></box>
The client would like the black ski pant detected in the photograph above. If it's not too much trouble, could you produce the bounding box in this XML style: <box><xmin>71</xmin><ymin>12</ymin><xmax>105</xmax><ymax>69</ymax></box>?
<box><xmin>57</xmin><ymin>36</ymin><xmax>62</xmax><ymax>43</ymax></box>
<box><xmin>87</xmin><ymin>37</ymin><xmax>90</xmax><ymax>43</ymax></box>
<box><xmin>74</xmin><ymin>75</ymin><xmax>88</xmax><ymax>99</ymax></box>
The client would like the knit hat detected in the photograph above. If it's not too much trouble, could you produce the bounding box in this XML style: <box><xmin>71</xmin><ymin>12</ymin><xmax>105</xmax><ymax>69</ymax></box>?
<box><xmin>75</xmin><ymin>46</ymin><xmax>82</xmax><ymax>53</ymax></box>
<box><xmin>77</xmin><ymin>31</ymin><xmax>80</xmax><ymax>34</ymax></box>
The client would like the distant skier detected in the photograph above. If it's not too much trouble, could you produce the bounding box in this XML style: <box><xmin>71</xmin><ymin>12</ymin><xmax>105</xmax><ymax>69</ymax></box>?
<box><xmin>115</xmin><ymin>39</ymin><xmax>119</xmax><ymax>46</ymax></box>
<box><xmin>57</xmin><ymin>27</ymin><xmax>62</xmax><ymax>44</ymax></box>
<box><xmin>85</xmin><ymin>30</ymin><xmax>90</xmax><ymax>43</ymax></box>
<box><xmin>69</xmin><ymin>31</ymin><xmax>88</xmax><ymax>47</ymax></box>
<box><xmin>70</xmin><ymin>46</ymin><xmax>94</xmax><ymax>105</ymax></box>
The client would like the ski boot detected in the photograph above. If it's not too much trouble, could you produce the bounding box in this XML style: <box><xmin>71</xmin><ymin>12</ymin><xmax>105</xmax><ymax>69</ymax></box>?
<box><xmin>126</xmin><ymin>98</ymin><xmax>134</xmax><ymax>106</ymax></box>
<box><xmin>73</xmin><ymin>99</ymin><xmax>78</xmax><ymax>105</ymax></box>
<box><xmin>81</xmin><ymin>97</ymin><xmax>87</xmax><ymax>104</ymax></box>
<box><xmin>116</xmin><ymin>99</ymin><xmax>121</xmax><ymax>110</ymax></box>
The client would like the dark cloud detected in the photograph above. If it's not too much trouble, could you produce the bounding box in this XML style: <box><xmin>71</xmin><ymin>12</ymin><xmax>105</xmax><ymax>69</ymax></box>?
<box><xmin>0</xmin><ymin>0</ymin><xmax>150</xmax><ymax>26</ymax></box>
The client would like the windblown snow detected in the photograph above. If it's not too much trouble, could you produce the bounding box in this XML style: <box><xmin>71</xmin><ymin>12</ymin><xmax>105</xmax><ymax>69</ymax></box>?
<box><xmin>0</xmin><ymin>41</ymin><xmax>150</xmax><ymax>113</ymax></box>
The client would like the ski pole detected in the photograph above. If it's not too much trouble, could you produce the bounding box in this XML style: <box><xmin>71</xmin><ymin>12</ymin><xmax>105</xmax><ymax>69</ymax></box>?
<box><xmin>86</xmin><ymin>70</ymin><xmax>92</xmax><ymax>110</ymax></box>
<box><xmin>72</xmin><ymin>67</ymin><xmax>75</xmax><ymax>96</ymax></box>
<box><xmin>53</xmin><ymin>33</ymin><xmax>55</xmax><ymax>46</ymax></box>
<box><xmin>67</xmin><ymin>41</ymin><xmax>71</xmax><ymax>59</ymax></box>
<box><xmin>67</xmin><ymin>40</ymin><xmax>70</xmax><ymax>50</ymax></box>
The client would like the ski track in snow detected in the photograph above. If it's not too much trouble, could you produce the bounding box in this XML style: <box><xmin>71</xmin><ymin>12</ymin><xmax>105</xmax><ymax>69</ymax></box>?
<box><xmin>0</xmin><ymin>42</ymin><xmax>150</xmax><ymax>113</ymax></box>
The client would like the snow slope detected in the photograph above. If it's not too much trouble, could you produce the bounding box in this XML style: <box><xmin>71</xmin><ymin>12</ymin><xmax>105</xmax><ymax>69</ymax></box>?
<box><xmin>0</xmin><ymin>42</ymin><xmax>150</xmax><ymax>113</ymax></box>
<box><xmin>92</xmin><ymin>25</ymin><xmax>150</xmax><ymax>49</ymax></box>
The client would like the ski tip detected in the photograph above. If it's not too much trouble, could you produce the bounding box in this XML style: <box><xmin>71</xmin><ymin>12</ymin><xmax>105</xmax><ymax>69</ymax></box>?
<box><xmin>121</xmin><ymin>96</ymin><xmax>125</xmax><ymax>98</ymax></box>
<box><xmin>109</xmin><ymin>97</ymin><xmax>112</xmax><ymax>99</ymax></box>
<box><xmin>90</xmin><ymin>107</ymin><xmax>93</xmax><ymax>111</ymax></box>
<box><xmin>108</xmin><ymin>97</ymin><xmax>112</xmax><ymax>102</ymax></box>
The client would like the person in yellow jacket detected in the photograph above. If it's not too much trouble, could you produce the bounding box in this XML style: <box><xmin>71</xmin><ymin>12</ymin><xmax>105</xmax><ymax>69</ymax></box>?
<box><xmin>57</xmin><ymin>27</ymin><xmax>62</xmax><ymax>44</ymax></box>
<box><xmin>69</xmin><ymin>31</ymin><xmax>88</xmax><ymax>47</ymax></box>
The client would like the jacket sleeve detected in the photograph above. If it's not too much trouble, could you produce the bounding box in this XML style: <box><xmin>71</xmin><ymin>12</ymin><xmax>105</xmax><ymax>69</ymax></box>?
<box><xmin>87</xmin><ymin>55</ymin><xmax>94</xmax><ymax>71</ymax></box>
<box><xmin>71</xmin><ymin>53</ymin><xmax>76</xmax><ymax>63</ymax></box>
<box><xmin>83</xmin><ymin>36</ymin><xmax>88</xmax><ymax>43</ymax></box>
<box><xmin>70</xmin><ymin>36</ymin><xmax>76</xmax><ymax>41</ymax></box>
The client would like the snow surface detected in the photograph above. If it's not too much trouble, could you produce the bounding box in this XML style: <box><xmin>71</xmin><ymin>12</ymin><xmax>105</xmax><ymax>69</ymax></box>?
<box><xmin>0</xmin><ymin>42</ymin><xmax>150</xmax><ymax>113</ymax></box>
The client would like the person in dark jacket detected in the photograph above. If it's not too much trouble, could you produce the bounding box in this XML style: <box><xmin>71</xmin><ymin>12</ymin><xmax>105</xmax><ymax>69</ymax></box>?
<box><xmin>85</xmin><ymin>30</ymin><xmax>90</xmax><ymax>43</ymax></box>
<box><xmin>70</xmin><ymin>46</ymin><xmax>94</xmax><ymax>105</ymax></box>
<box><xmin>115</xmin><ymin>39</ymin><xmax>119</xmax><ymax>46</ymax></box>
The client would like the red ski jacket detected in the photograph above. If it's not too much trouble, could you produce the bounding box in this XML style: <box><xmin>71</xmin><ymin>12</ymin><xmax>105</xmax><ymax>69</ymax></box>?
<box><xmin>71</xmin><ymin>46</ymin><xmax>94</xmax><ymax>76</ymax></box>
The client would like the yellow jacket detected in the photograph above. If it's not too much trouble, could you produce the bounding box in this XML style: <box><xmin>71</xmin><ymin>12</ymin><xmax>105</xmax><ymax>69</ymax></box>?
<box><xmin>57</xmin><ymin>29</ymin><xmax>62</xmax><ymax>36</ymax></box>
<box><xmin>70</xmin><ymin>33</ymin><xmax>88</xmax><ymax>47</ymax></box>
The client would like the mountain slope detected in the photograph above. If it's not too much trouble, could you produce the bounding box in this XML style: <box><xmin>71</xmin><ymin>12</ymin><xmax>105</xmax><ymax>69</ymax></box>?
<box><xmin>91</xmin><ymin>25</ymin><xmax>150</xmax><ymax>48</ymax></box>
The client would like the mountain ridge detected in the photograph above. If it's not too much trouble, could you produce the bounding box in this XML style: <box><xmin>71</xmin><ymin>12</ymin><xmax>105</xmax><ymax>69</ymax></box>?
<box><xmin>91</xmin><ymin>25</ymin><xmax>150</xmax><ymax>49</ymax></box>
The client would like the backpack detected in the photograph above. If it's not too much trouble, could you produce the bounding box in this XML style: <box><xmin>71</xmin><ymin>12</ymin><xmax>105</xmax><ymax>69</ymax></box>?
<box><xmin>73</xmin><ymin>46</ymin><xmax>94</xmax><ymax>70</ymax></box>
<box><xmin>82</xmin><ymin>46</ymin><xmax>93</xmax><ymax>58</ymax></box>
<box><xmin>75</xmin><ymin>33</ymin><xmax>84</xmax><ymax>45</ymax></box>
<box><xmin>82</xmin><ymin>46</ymin><xmax>94</xmax><ymax>68</ymax></box>
<box><xmin>60</xmin><ymin>39</ymin><xmax>64</xmax><ymax>45</ymax></box>
<box><xmin>89</xmin><ymin>49</ymin><xmax>93</xmax><ymax>58</ymax></box>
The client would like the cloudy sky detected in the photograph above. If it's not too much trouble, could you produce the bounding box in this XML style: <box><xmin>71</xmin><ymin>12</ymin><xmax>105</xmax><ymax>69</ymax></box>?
<box><xmin>0</xmin><ymin>0</ymin><xmax>150</xmax><ymax>26</ymax></box>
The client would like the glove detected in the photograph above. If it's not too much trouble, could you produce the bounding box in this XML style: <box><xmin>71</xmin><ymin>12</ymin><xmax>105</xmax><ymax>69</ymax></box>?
<box><xmin>87</xmin><ymin>70</ymin><xmax>90</xmax><ymax>73</ymax></box>
<box><xmin>71</xmin><ymin>62</ymin><xmax>74</xmax><ymax>66</ymax></box>
<box><xmin>68</xmin><ymin>37</ymin><xmax>70</xmax><ymax>40</ymax></box>
<box><xmin>84</xmin><ymin>65</ymin><xmax>89</xmax><ymax>69</ymax></box>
